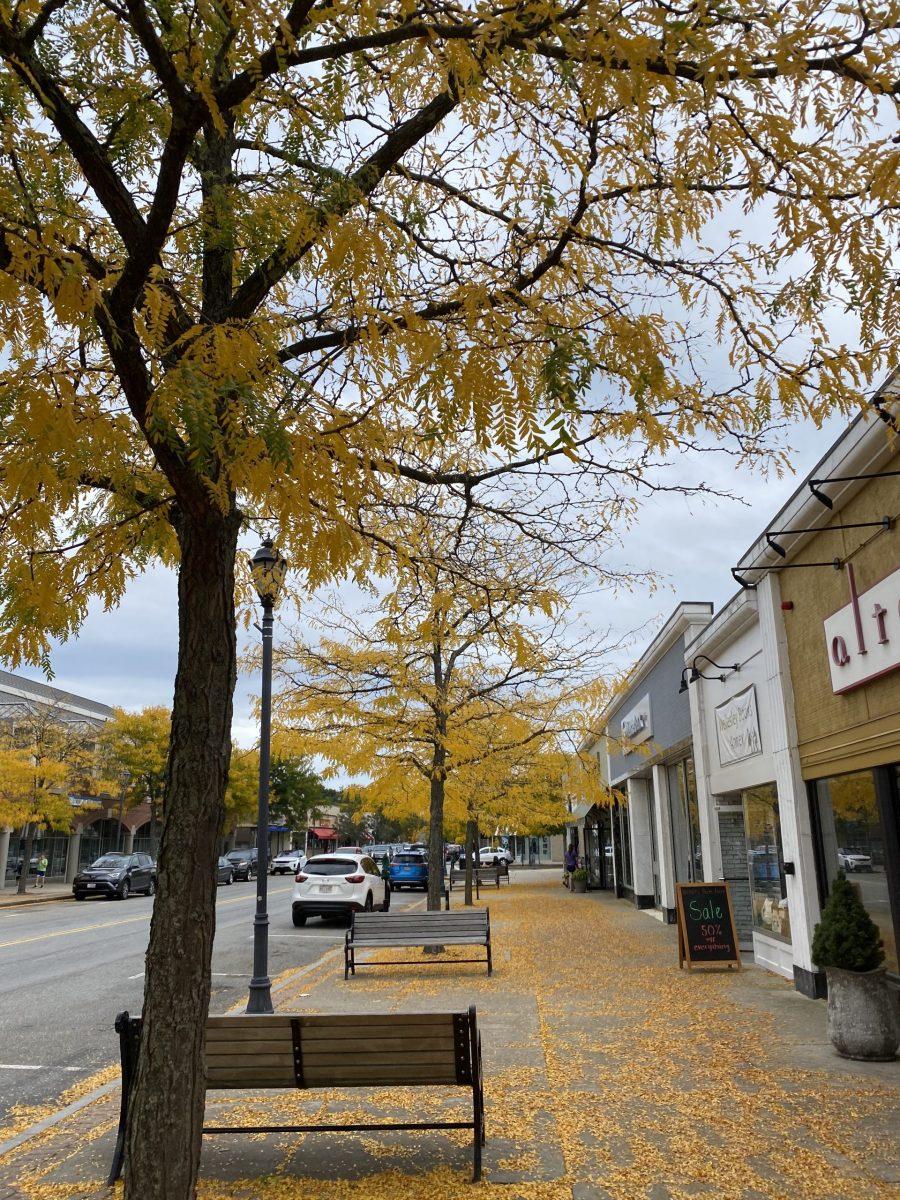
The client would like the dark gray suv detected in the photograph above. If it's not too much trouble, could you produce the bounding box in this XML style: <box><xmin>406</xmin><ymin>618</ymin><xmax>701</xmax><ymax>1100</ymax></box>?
<box><xmin>73</xmin><ymin>853</ymin><xmax>156</xmax><ymax>900</ymax></box>
<box><xmin>224</xmin><ymin>848</ymin><xmax>258</xmax><ymax>880</ymax></box>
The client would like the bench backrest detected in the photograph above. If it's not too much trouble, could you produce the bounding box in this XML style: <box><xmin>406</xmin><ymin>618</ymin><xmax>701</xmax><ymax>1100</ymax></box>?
<box><xmin>203</xmin><ymin>1011</ymin><xmax>477</xmax><ymax>1089</ymax></box>
<box><xmin>350</xmin><ymin>910</ymin><xmax>488</xmax><ymax>944</ymax></box>
<box><xmin>353</xmin><ymin>909</ymin><xmax>487</xmax><ymax>930</ymax></box>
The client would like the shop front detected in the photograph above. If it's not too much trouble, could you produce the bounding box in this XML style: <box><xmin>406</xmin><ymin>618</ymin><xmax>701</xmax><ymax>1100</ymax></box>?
<box><xmin>602</xmin><ymin>603</ymin><xmax>713</xmax><ymax>921</ymax></box>
<box><xmin>733</xmin><ymin>379</ymin><xmax>900</xmax><ymax>993</ymax></box>
<box><xmin>686</xmin><ymin>590</ymin><xmax>798</xmax><ymax>965</ymax></box>
<box><xmin>782</xmin><ymin>464</ymin><xmax>900</xmax><ymax>985</ymax></box>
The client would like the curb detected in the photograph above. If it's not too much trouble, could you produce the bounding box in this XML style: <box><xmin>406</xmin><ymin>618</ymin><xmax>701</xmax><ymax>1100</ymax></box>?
<box><xmin>0</xmin><ymin>892</ymin><xmax>73</xmax><ymax>909</ymax></box>
<box><xmin>0</xmin><ymin>1080</ymin><xmax>120</xmax><ymax>1160</ymax></box>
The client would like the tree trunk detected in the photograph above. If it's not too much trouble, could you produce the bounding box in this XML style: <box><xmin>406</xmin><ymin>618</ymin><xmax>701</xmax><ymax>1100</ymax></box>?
<box><xmin>464</xmin><ymin>817</ymin><xmax>477</xmax><ymax>907</ymax></box>
<box><xmin>124</xmin><ymin>510</ymin><xmax>240</xmax><ymax>1200</ymax></box>
<box><xmin>16</xmin><ymin>821</ymin><xmax>33</xmax><ymax>894</ymax></box>
<box><xmin>426</xmin><ymin>766</ymin><xmax>445</xmax><ymax>912</ymax></box>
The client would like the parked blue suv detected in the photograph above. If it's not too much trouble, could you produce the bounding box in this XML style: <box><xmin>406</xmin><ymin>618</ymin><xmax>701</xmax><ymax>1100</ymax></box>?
<box><xmin>389</xmin><ymin>851</ymin><xmax>428</xmax><ymax>890</ymax></box>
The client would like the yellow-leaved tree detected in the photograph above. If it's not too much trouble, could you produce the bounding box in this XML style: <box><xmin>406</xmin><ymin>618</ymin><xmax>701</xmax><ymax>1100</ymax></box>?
<box><xmin>0</xmin><ymin>2</ymin><xmax>897</xmax><ymax>1190</ymax></box>
<box><xmin>273</xmin><ymin>507</ymin><xmax>614</xmax><ymax>907</ymax></box>
<box><xmin>99</xmin><ymin>706</ymin><xmax>171</xmax><ymax>857</ymax></box>
<box><xmin>223</xmin><ymin>745</ymin><xmax>260</xmax><ymax>835</ymax></box>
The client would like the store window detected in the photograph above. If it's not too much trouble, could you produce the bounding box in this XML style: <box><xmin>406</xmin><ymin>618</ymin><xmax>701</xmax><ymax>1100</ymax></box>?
<box><xmin>667</xmin><ymin>757</ymin><xmax>702</xmax><ymax>883</ymax></box>
<box><xmin>811</xmin><ymin>768</ymin><xmax>898</xmax><ymax>976</ymax></box>
<box><xmin>743</xmin><ymin>783</ymin><xmax>791</xmax><ymax>942</ymax></box>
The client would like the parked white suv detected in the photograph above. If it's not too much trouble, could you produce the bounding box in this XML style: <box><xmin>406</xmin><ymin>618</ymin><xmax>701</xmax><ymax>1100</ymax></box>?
<box><xmin>292</xmin><ymin>853</ymin><xmax>388</xmax><ymax>926</ymax></box>
<box><xmin>837</xmin><ymin>847</ymin><xmax>873</xmax><ymax>872</ymax></box>
<box><xmin>270</xmin><ymin>850</ymin><xmax>306</xmax><ymax>876</ymax></box>
<box><xmin>478</xmin><ymin>846</ymin><xmax>514</xmax><ymax>866</ymax></box>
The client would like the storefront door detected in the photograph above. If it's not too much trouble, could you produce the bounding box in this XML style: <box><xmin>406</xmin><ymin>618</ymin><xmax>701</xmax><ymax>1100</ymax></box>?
<box><xmin>667</xmin><ymin>758</ymin><xmax>702</xmax><ymax>883</ymax></box>
<box><xmin>716</xmin><ymin>804</ymin><xmax>754</xmax><ymax>948</ymax></box>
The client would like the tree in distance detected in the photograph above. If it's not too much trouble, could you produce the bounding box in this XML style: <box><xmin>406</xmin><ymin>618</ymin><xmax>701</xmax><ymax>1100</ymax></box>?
<box><xmin>0</xmin><ymin>3</ymin><xmax>897</xmax><ymax>1193</ymax></box>
<box><xmin>273</xmin><ymin>502</ymin><xmax>615</xmax><ymax>910</ymax></box>
<box><xmin>268</xmin><ymin>756</ymin><xmax>332</xmax><ymax>845</ymax></box>
<box><xmin>99</xmin><ymin>707</ymin><xmax>171</xmax><ymax>857</ymax></box>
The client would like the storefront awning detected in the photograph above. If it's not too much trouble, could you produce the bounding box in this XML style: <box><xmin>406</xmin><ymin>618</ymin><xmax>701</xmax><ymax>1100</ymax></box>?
<box><xmin>308</xmin><ymin>826</ymin><xmax>337</xmax><ymax>839</ymax></box>
<box><xmin>569</xmin><ymin>802</ymin><xmax>592</xmax><ymax>821</ymax></box>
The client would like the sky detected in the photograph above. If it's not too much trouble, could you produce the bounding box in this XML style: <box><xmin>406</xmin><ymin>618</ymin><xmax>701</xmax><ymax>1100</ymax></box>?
<box><xmin>8</xmin><ymin>405</ymin><xmax>853</xmax><ymax>750</ymax></box>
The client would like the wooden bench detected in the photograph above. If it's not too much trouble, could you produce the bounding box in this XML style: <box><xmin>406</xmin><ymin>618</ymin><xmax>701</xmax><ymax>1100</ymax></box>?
<box><xmin>448</xmin><ymin>865</ymin><xmax>503</xmax><ymax>897</ymax></box>
<box><xmin>345</xmin><ymin>909</ymin><xmax>492</xmax><ymax>979</ymax></box>
<box><xmin>109</xmin><ymin>1008</ymin><xmax>485</xmax><ymax>1184</ymax></box>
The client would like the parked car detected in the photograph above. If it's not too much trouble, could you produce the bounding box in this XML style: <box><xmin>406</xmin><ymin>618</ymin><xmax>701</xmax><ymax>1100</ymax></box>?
<box><xmin>270</xmin><ymin>849</ymin><xmax>306</xmax><ymax>875</ymax></box>
<box><xmin>225</xmin><ymin>848</ymin><xmax>258</xmax><ymax>880</ymax></box>
<box><xmin>837</xmin><ymin>847</ymin><xmax>873</xmax><ymax>872</ymax></box>
<box><xmin>73</xmin><ymin>853</ymin><xmax>156</xmax><ymax>901</ymax></box>
<box><xmin>389</xmin><ymin>851</ymin><xmax>429</xmax><ymax>890</ymax></box>
<box><xmin>216</xmin><ymin>856</ymin><xmax>235</xmax><ymax>885</ymax></box>
<box><xmin>292</xmin><ymin>853</ymin><xmax>388</xmax><ymax>925</ymax></box>
<box><xmin>478</xmin><ymin>846</ymin><xmax>514</xmax><ymax>866</ymax></box>
<box><xmin>403</xmin><ymin>842</ymin><xmax>428</xmax><ymax>854</ymax></box>
<box><xmin>367</xmin><ymin>844</ymin><xmax>394</xmax><ymax>861</ymax></box>
<box><xmin>444</xmin><ymin>843</ymin><xmax>463</xmax><ymax>862</ymax></box>
<box><xmin>335</xmin><ymin>844</ymin><xmax>363</xmax><ymax>855</ymax></box>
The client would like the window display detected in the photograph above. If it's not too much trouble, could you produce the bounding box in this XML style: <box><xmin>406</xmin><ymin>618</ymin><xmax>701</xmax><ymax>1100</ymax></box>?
<box><xmin>812</xmin><ymin>768</ymin><xmax>897</xmax><ymax>976</ymax></box>
<box><xmin>743</xmin><ymin>783</ymin><xmax>791</xmax><ymax>942</ymax></box>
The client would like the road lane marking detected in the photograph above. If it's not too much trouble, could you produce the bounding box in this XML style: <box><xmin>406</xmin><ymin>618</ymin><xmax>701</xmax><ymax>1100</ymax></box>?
<box><xmin>0</xmin><ymin>885</ymin><xmax>295</xmax><ymax>950</ymax></box>
<box><xmin>0</xmin><ymin>1064</ymin><xmax>85</xmax><ymax>1071</ymax></box>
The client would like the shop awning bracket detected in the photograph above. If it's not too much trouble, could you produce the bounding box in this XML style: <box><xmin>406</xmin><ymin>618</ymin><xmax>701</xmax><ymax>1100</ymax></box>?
<box><xmin>809</xmin><ymin>472</ymin><xmax>900</xmax><ymax>509</ymax></box>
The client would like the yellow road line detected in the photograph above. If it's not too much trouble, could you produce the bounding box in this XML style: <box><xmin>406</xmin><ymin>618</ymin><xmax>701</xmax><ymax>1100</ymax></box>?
<box><xmin>0</xmin><ymin>885</ymin><xmax>294</xmax><ymax>951</ymax></box>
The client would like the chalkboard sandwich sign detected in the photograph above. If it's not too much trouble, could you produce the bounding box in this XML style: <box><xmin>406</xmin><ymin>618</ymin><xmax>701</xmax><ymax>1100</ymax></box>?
<box><xmin>675</xmin><ymin>881</ymin><xmax>742</xmax><ymax>971</ymax></box>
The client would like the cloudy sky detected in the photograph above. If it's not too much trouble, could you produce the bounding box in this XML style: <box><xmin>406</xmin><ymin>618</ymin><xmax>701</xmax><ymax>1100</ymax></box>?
<box><xmin>9</xmin><ymin>404</ymin><xmax>853</xmax><ymax>748</ymax></box>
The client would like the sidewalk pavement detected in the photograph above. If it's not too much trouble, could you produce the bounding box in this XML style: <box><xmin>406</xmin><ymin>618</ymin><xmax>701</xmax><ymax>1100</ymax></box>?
<box><xmin>1</xmin><ymin>873</ymin><xmax>897</xmax><ymax>1199</ymax></box>
<box><xmin>0</xmin><ymin>882</ymin><xmax>72</xmax><ymax>907</ymax></box>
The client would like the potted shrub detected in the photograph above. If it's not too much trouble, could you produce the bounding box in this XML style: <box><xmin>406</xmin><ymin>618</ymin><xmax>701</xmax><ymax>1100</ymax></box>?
<box><xmin>570</xmin><ymin>867</ymin><xmax>588</xmax><ymax>894</ymax></box>
<box><xmin>811</xmin><ymin>871</ymin><xmax>899</xmax><ymax>1061</ymax></box>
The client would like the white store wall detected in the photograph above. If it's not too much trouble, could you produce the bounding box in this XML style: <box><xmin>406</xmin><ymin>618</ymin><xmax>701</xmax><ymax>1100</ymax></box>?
<box><xmin>687</xmin><ymin>592</ymin><xmax>793</xmax><ymax>979</ymax></box>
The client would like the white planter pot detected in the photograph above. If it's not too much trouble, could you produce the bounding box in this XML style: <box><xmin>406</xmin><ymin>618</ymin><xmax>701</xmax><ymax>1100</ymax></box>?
<box><xmin>825</xmin><ymin>966</ymin><xmax>900</xmax><ymax>1061</ymax></box>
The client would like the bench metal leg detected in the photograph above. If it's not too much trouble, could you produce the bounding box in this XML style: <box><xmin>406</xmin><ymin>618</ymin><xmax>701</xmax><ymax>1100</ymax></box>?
<box><xmin>108</xmin><ymin>1011</ymin><xmax>139</xmax><ymax>1185</ymax></box>
<box><xmin>472</xmin><ymin>1027</ymin><xmax>485</xmax><ymax>1181</ymax></box>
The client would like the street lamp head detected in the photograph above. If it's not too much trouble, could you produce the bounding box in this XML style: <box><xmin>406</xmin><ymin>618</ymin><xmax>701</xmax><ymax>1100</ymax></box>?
<box><xmin>249</xmin><ymin>538</ymin><xmax>288</xmax><ymax>607</ymax></box>
<box><xmin>120</xmin><ymin>769</ymin><xmax>132</xmax><ymax>787</ymax></box>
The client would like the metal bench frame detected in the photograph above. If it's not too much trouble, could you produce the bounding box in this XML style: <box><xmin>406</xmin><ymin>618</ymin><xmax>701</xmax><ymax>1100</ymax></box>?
<box><xmin>447</xmin><ymin>865</ymin><xmax>504</xmax><ymax>897</ymax></box>
<box><xmin>109</xmin><ymin>1006</ymin><xmax>485</xmax><ymax>1185</ymax></box>
<box><xmin>345</xmin><ymin>908</ymin><xmax>492</xmax><ymax>979</ymax></box>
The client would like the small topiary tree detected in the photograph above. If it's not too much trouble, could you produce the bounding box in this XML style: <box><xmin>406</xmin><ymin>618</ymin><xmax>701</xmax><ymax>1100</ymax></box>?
<box><xmin>812</xmin><ymin>871</ymin><xmax>885</xmax><ymax>973</ymax></box>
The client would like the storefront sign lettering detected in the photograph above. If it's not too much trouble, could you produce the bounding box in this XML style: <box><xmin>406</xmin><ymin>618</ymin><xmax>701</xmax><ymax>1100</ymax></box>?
<box><xmin>676</xmin><ymin>882</ymin><xmax>742</xmax><ymax>971</ymax></box>
<box><xmin>824</xmin><ymin>564</ymin><xmax>900</xmax><ymax>694</ymax></box>
<box><xmin>714</xmin><ymin>686</ymin><xmax>762</xmax><ymax>765</ymax></box>
<box><xmin>618</xmin><ymin>694</ymin><xmax>652</xmax><ymax>746</ymax></box>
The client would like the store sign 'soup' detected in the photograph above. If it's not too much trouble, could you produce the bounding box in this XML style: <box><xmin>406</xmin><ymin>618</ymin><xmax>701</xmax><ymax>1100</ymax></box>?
<box><xmin>824</xmin><ymin>563</ymin><xmax>900</xmax><ymax>694</ymax></box>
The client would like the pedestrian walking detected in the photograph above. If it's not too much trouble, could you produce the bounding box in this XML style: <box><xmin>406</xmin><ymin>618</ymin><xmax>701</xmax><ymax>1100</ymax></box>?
<box><xmin>35</xmin><ymin>853</ymin><xmax>49</xmax><ymax>888</ymax></box>
<box><xmin>563</xmin><ymin>844</ymin><xmax>578</xmax><ymax>889</ymax></box>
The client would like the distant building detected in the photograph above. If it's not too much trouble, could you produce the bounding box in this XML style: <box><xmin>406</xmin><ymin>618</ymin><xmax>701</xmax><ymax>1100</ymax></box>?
<box><xmin>0</xmin><ymin>669</ymin><xmax>126</xmax><ymax>886</ymax></box>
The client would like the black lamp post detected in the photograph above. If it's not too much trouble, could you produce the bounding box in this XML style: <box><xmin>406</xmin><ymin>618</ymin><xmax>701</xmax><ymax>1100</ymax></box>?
<box><xmin>246</xmin><ymin>537</ymin><xmax>288</xmax><ymax>1015</ymax></box>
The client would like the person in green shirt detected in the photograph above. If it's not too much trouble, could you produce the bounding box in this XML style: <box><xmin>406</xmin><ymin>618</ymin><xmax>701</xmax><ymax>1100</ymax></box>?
<box><xmin>35</xmin><ymin>854</ymin><xmax>49</xmax><ymax>888</ymax></box>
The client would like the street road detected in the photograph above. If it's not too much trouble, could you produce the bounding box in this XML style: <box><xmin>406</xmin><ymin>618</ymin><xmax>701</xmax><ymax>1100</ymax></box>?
<box><xmin>0</xmin><ymin>880</ymin><xmax>422</xmax><ymax>1128</ymax></box>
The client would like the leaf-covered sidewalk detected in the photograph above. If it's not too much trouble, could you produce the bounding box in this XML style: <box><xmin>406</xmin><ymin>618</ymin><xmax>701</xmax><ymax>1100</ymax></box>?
<box><xmin>2</xmin><ymin>872</ymin><xmax>898</xmax><ymax>1199</ymax></box>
